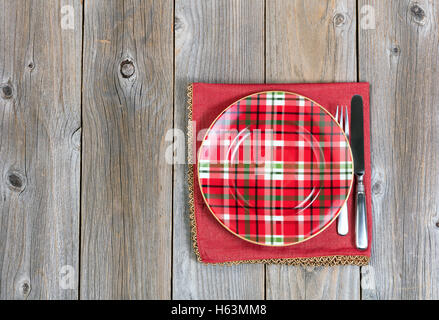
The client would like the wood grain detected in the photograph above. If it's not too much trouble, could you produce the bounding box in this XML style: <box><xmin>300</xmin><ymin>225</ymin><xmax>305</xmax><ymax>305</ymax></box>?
<box><xmin>265</xmin><ymin>0</ymin><xmax>360</xmax><ymax>300</ymax></box>
<box><xmin>359</xmin><ymin>0</ymin><xmax>439</xmax><ymax>299</ymax></box>
<box><xmin>0</xmin><ymin>0</ymin><xmax>81</xmax><ymax>299</ymax></box>
<box><xmin>81</xmin><ymin>0</ymin><xmax>173</xmax><ymax>299</ymax></box>
<box><xmin>173</xmin><ymin>0</ymin><xmax>265</xmax><ymax>299</ymax></box>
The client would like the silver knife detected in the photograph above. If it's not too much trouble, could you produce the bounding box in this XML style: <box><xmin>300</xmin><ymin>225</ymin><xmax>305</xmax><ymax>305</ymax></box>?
<box><xmin>350</xmin><ymin>95</ymin><xmax>368</xmax><ymax>250</ymax></box>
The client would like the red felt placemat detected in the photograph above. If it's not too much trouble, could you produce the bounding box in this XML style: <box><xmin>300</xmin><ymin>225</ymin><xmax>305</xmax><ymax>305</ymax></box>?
<box><xmin>188</xmin><ymin>82</ymin><xmax>371</xmax><ymax>265</ymax></box>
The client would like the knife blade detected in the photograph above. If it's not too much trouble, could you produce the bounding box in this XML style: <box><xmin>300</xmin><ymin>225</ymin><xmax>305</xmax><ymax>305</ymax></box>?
<box><xmin>350</xmin><ymin>95</ymin><xmax>368</xmax><ymax>250</ymax></box>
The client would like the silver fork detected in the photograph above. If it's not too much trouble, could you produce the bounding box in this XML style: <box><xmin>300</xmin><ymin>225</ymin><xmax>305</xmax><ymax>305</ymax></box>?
<box><xmin>335</xmin><ymin>106</ymin><xmax>349</xmax><ymax>236</ymax></box>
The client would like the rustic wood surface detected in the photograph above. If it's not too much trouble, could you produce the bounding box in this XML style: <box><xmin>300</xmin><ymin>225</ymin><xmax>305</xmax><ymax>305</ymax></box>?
<box><xmin>0</xmin><ymin>0</ymin><xmax>438</xmax><ymax>300</ymax></box>
<box><xmin>0</xmin><ymin>0</ymin><xmax>81</xmax><ymax>299</ymax></box>
<box><xmin>81</xmin><ymin>0</ymin><xmax>173</xmax><ymax>299</ymax></box>
<box><xmin>359</xmin><ymin>0</ymin><xmax>439</xmax><ymax>299</ymax></box>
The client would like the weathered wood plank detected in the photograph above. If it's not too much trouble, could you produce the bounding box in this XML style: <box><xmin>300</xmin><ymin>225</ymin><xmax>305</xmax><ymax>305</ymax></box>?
<box><xmin>81</xmin><ymin>0</ymin><xmax>173</xmax><ymax>299</ymax></box>
<box><xmin>173</xmin><ymin>0</ymin><xmax>265</xmax><ymax>299</ymax></box>
<box><xmin>0</xmin><ymin>0</ymin><xmax>81</xmax><ymax>299</ymax></box>
<box><xmin>265</xmin><ymin>0</ymin><xmax>360</xmax><ymax>300</ymax></box>
<box><xmin>359</xmin><ymin>0</ymin><xmax>439</xmax><ymax>299</ymax></box>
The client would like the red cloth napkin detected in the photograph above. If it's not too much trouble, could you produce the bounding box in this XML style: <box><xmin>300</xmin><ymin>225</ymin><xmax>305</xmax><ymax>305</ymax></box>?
<box><xmin>189</xmin><ymin>82</ymin><xmax>371</xmax><ymax>265</ymax></box>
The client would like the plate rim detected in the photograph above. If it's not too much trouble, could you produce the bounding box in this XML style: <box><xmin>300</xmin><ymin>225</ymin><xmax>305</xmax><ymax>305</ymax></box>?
<box><xmin>196</xmin><ymin>90</ymin><xmax>354</xmax><ymax>247</ymax></box>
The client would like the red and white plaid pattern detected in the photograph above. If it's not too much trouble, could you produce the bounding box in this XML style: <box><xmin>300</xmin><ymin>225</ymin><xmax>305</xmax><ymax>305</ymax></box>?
<box><xmin>198</xmin><ymin>92</ymin><xmax>353</xmax><ymax>246</ymax></box>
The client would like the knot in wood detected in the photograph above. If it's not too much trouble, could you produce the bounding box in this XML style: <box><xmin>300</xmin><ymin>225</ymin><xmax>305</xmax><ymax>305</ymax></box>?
<box><xmin>410</xmin><ymin>3</ymin><xmax>426</xmax><ymax>25</ymax></box>
<box><xmin>436</xmin><ymin>221</ymin><xmax>439</xmax><ymax>229</ymax></box>
<box><xmin>21</xmin><ymin>281</ymin><xmax>30</xmax><ymax>296</ymax></box>
<box><xmin>390</xmin><ymin>45</ymin><xmax>401</xmax><ymax>56</ymax></box>
<box><xmin>6</xmin><ymin>170</ymin><xmax>26</xmax><ymax>192</ymax></box>
<box><xmin>120</xmin><ymin>59</ymin><xmax>135</xmax><ymax>78</ymax></box>
<box><xmin>372</xmin><ymin>181</ymin><xmax>383</xmax><ymax>195</ymax></box>
<box><xmin>175</xmin><ymin>16</ymin><xmax>183</xmax><ymax>32</ymax></box>
<box><xmin>28</xmin><ymin>61</ymin><xmax>35</xmax><ymax>70</ymax></box>
<box><xmin>333</xmin><ymin>13</ymin><xmax>346</xmax><ymax>27</ymax></box>
<box><xmin>1</xmin><ymin>84</ymin><xmax>13</xmax><ymax>99</ymax></box>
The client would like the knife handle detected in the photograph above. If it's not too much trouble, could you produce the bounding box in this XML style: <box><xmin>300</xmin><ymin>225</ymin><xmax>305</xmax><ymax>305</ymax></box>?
<box><xmin>355</xmin><ymin>174</ymin><xmax>368</xmax><ymax>250</ymax></box>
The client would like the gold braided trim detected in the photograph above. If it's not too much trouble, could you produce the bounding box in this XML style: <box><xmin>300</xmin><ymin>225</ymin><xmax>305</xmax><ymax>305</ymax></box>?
<box><xmin>186</xmin><ymin>83</ymin><xmax>369</xmax><ymax>267</ymax></box>
<box><xmin>194</xmin><ymin>255</ymin><xmax>370</xmax><ymax>267</ymax></box>
<box><xmin>187</xmin><ymin>83</ymin><xmax>202</xmax><ymax>262</ymax></box>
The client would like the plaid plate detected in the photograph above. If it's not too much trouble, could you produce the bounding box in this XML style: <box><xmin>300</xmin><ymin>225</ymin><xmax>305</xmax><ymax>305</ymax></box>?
<box><xmin>197</xmin><ymin>91</ymin><xmax>353</xmax><ymax>246</ymax></box>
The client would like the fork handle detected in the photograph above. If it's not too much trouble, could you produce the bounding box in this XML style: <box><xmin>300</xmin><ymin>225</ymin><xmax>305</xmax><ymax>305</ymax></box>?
<box><xmin>355</xmin><ymin>174</ymin><xmax>368</xmax><ymax>250</ymax></box>
<box><xmin>337</xmin><ymin>203</ymin><xmax>349</xmax><ymax>236</ymax></box>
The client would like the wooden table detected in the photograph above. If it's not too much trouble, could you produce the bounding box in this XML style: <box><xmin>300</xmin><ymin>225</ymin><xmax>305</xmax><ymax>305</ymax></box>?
<box><xmin>1</xmin><ymin>0</ymin><xmax>438</xmax><ymax>300</ymax></box>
